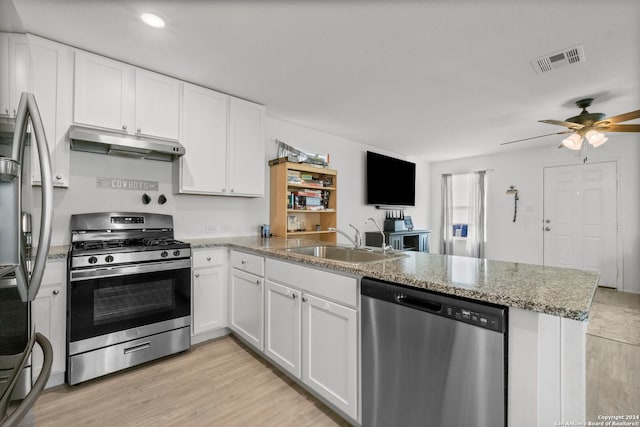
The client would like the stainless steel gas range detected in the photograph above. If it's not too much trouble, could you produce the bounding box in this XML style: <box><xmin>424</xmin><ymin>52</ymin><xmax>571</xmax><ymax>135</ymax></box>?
<box><xmin>66</xmin><ymin>212</ymin><xmax>191</xmax><ymax>385</ymax></box>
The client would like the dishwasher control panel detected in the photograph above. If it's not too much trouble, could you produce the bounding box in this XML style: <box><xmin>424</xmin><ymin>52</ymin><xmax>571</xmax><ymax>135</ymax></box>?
<box><xmin>444</xmin><ymin>305</ymin><xmax>503</xmax><ymax>332</ymax></box>
<box><xmin>362</xmin><ymin>277</ymin><xmax>506</xmax><ymax>333</ymax></box>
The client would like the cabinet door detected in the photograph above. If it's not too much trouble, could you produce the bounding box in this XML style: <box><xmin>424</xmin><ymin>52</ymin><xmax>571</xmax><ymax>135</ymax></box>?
<box><xmin>0</xmin><ymin>34</ymin><xmax>9</xmax><ymax>116</ymax></box>
<box><xmin>31</xmin><ymin>261</ymin><xmax>67</xmax><ymax>379</ymax></box>
<box><xmin>29</xmin><ymin>36</ymin><xmax>71</xmax><ymax>187</ymax></box>
<box><xmin>302</xmin><ymin>293</ymin><xmax>358</xmax><ymax>420</ymax></box>
<box><xmin>265</xmin><ymin>280</ymin><xmax>301</xmax><ymax>378</ymax></box>
<box><xmin>8</xmin><ymin>34</ymin><xmax>30</xmax><ymax>118</ymax></box>
<box><xmin>134</xmin><ymin>69</ymin><xmax>180</xmax><ymax>140</ymax></box>
<box><xmin>228</xmin><ymin>97</ymin><xmax>265</xmax><ymax>196</ymax></box>
<box><xmin>179</xmin><ymin>83</ymin><xmax>228</xmax><ymax>194</ymax></box>
<box><xmin>74</xmin><ymin>51</ymin><xmax>130</xmax><ymax>132</ymax></box>
<box><xmin>192</xmin><ymin>265</ymin><xmax>226</xmax><ymax>335</ymax></box>
<box><xmin>229</xmin><ymin>268</ymin><xmax>264</xmax><ymax>351</ymax></box>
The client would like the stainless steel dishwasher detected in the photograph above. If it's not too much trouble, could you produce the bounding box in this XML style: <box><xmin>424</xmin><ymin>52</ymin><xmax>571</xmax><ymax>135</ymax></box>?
<box><xmin>361</xmin><ymin>277</ymin><xmax>507</xmax><ymax>427</ymax></box>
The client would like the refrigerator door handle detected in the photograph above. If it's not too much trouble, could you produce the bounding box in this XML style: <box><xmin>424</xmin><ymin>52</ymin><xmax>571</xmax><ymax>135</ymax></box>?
<box><xmin>11</xmin><ymin>93</ymin><xmax>54</xmax><ymax>301</ymax></box>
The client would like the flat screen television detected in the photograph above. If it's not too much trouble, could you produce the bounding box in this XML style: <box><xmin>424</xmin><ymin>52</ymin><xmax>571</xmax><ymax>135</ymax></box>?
<box><xmin>366</xmin><ymin>151</ymin><xmax>416</xmax><ymax>207</ymax></box>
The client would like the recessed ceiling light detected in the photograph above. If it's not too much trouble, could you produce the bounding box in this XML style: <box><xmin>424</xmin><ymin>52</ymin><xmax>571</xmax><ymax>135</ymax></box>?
<box><xmin>141</xmin><ymin>13</ymin><xmax>165</xmax><ymax>28</ymax></box>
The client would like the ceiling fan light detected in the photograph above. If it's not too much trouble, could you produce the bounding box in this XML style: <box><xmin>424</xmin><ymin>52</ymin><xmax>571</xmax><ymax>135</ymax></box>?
<box><xmin>585</xmin><ymin>130</ymin><xmax>608</xmax><ymax>147</ymax></box>
<box><xmin>562</xmin><ymin>133</ymin><xmax>583</xmax><ymax>150</ymax></box>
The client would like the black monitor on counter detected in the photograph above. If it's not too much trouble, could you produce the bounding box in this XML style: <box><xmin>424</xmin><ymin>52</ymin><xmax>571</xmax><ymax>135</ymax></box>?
<box><xmin>365</xmin><ymin>151</ymin><xmax>416</xmax><ymax>207</ymax></box>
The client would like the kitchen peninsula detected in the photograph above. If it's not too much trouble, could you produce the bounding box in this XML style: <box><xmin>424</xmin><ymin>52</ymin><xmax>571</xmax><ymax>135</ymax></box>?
<box><xmin>187</xmin><ymin>236</ymin><xmax>599</xmax><ymax>427</ymax></box>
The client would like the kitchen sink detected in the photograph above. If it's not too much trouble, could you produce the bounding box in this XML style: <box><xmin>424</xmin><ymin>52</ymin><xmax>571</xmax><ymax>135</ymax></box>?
<box><xmin>285</xmin><ymin>245</ymin><xmax>407</xmax><ymax>264</ymax></box>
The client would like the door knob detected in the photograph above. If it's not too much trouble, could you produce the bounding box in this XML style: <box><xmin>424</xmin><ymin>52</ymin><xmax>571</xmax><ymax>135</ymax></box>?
<box><xmin>545</xmin><ymin>226</ymin><xmax>551</xmax><ymax>231</ymax></box>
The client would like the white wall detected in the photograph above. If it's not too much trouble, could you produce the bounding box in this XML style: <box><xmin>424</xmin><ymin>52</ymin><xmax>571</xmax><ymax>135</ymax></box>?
<box><xmin>265</xmin><ymin>118</ymin><xmax>430</xmax><ymax>244</ymax></box>
<box><xmin>428</xmin><ymin>136</ymin><xmax>640</xmax><ymax>294</ymax></box>
<box><xmin>47</xmin><ymin>116</ymin><xmax>428</xmax><ymax>248</ymax></box>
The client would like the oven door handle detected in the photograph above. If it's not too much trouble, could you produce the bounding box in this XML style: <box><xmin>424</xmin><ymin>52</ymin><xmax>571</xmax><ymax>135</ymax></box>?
<box><xmin>70</xmin><ymin>259</ymin><xmax>190</xmax><ymax>281</ymax></box>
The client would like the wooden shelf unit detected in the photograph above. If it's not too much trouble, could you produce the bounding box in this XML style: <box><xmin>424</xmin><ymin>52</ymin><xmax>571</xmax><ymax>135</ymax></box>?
<box><xmin>270</xmin><ymin>162</ymin><xmax>337</xmax><ymax>243</ymax></box>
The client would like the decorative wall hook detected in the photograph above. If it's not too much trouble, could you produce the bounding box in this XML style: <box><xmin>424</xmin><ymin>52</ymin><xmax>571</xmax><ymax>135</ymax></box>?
<box><xmin>506</xmin><ymin>186</ymin><xmax>519</xmax><ymax>222</ymax></box>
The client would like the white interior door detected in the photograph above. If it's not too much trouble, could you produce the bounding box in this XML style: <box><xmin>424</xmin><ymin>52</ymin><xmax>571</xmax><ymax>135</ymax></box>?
<box><xmin>543</xmin><ymin>162</ymin><xmax>618</xmax><ymax>288</ymax></box>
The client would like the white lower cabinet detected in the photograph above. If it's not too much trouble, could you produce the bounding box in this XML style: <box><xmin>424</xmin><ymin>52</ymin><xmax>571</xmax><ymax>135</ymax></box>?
<box><xmin>264</xmin><ymin>258</ymin><xmax>359</xmax><ymax>423</ymax></box>
<box><xmin>31</xmin><ymin>259</ymin><xmax>67</xmax><ymax>385</ymax></box>
<box><xmin>302</xmin><ymin>293</ymin><xmax>358</xmax><ymax>420</ymax></box>
<box><xmin>230</xmin><ymin>267</ymin><xmax>264</xmax><ymax>351</ymax></box>
<box><xmin>265</xmin><ymin>280</ymin><xmax>301</xmax><ymax>378</ymax></box>
<box><xmin>192</xmin><ymin>248</ymin><xmax>227</xmax><ymax>338</ymax></box>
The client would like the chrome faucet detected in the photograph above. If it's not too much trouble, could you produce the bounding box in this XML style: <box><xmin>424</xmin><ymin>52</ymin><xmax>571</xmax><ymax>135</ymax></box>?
<box><xmin>329</xmin><ymin>224</ymin><xmax>362</xmax><ymax>248</ymax></box>
<box><xmin>366</xmin><ymin>218</ymin><xmax>393</xmax><ymax>253</ymax></box>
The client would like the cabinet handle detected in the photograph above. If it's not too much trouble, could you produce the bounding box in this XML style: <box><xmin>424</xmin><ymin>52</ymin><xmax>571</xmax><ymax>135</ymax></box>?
<box><xmin>256</xmin><ymin>279</ymin><xmax>261</xmax><ymax>285</ymax></box>
<box><xmin>4</xmin><ymin>108</ymin><xmax>8</xmax><ymax>114</ymax></box>
<box><xmin>241</xmin><ymin>260</ymin><xmax>246</xmax><ymax>265</ymax></box>
<box><xmin>291</xmin><ymin>293</ymin><xmax>298</xmax><ymax>299</ymax></box>
<box><xmin>55</xmin><ymin>174</ymin><xmax>62</xmax><ymax>180</ymax></box>
<box><xmin>302</xmin><ymin>297</ymin><xmax>308</xmax><ymax>303</ymax></box>
<box><xmin>122</xmin><ymin>124</ymin><xmax>127</xmax><ymax>131</ymax></box>
<box><xmin>137</xmin><ymin>127</ymin><xmax>141</xmax><ymax>133</ymax></box>
<box><xmin>52</xmin><ymin>289</ymin><xmax>60</xmax><ymax>295</ymax></box>
<box><xmin>323</xmin><ymin>302</ymin><xmax>330</xmax><ymax>311</ymax></box>
<box><xmin>206</xmin><ymin>257</ymin><xmax>211</xmax><ymax>261</ymax></box>
<box><xmin>230</xmin><ymin>189</ymin><xmax>235</xmax><ymax>193</ymax></box>
<box><xmin>13</xmin><ymin>109</ymin><xmax>16</xmax><ymax>116</ymax></box>
<box><xmin>195</xmin><ymin>273</ymin><xmax>200</xmax><ymax>278</ymax></box>
<box><xmin>221</xmin><ymin>188</ymin><xmax>226</xmax><ymax>192</ymax></box>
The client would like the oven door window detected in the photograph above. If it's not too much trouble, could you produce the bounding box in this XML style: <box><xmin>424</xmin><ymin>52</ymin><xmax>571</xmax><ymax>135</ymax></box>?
<box><xmin>69</xmin><ymin>268</ymin><xmax>190</xmax><ymax>343</ymax></box>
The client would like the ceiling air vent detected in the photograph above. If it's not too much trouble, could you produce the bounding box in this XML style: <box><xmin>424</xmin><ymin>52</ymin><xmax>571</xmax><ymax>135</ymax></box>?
<box><xmin>531</xmin><ymin>45</ymin><xmax>585</xmax><ymax>74</ymax></box>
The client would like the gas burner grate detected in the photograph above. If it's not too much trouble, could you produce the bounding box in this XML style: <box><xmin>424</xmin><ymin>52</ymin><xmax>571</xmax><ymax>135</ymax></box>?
<box><xmin>142</xmin><ymin>238</ymin><xmax>179</xmax><ymax>246</ymax></box>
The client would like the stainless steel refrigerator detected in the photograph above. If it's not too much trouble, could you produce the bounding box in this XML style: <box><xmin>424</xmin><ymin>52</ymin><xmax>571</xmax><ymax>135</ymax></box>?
<box><xmin>0</xmin><ymin>92</ymin><xmax>54</xmax><ymax>425</ymax></box>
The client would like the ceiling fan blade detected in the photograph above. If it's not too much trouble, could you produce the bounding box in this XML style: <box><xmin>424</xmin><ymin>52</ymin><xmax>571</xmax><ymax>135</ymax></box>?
<box><xmin>500</xmin><ymin>130</ymin><xmax>573</xmax><ymax>145</ymax></box>
<box><xmin>596</xmin><ymin>109</ymin><xmax>640</xmax><ymax>125</ymax></box>
<box><xmin>596</xmin><ymin>124</ymin><xmax>640</xmax><ymax>132</ymax></box>
<box><xmin>538</xmin><ymin>119</ymin><xmax>585</xmax><ymax>129</ymax></box>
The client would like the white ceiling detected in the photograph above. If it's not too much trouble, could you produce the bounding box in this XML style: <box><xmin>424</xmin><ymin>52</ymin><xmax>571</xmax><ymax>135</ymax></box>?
<box><xmin>7</xmin><ymin>0</ymin><xmax>640</xmax><ymax>161</ymax></box>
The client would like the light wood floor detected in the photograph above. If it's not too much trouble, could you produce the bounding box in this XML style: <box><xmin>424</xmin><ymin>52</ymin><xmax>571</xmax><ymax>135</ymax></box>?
<box><xmin>586</xmin><ymin>287</ymin><xmax>640</xmax><ymax>421</ymax></box>
<box><xmin>29</xmin><ymin>337</ymin><xmax>349</xmax><ymax>426</ymax></box>
<box><xmin>25</xmin><ymin>287</ymin><xmax>640</xmax><ymax>426</ymax></box>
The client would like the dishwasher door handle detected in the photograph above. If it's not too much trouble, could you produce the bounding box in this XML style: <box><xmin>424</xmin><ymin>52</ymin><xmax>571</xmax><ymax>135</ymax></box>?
<box><xmin>395</xmin><ymin>294</ymin><xmax>442</xmax><ymax>313</ymax></box>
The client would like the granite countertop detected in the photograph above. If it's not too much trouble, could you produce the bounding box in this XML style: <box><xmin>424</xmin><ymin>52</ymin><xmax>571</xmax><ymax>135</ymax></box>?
<box><xmin>186</xmin><ymin>236</ymin><xmax>599</xmax><ymax>321</ymax></box>
<box><xmin>47</xmin><ymin>245</ymin><xmax>69</xmax><ymax>260</ymax></box>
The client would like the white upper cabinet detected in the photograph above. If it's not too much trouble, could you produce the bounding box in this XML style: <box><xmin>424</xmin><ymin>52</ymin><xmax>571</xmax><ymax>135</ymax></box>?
<box><xmin>0</xmin><ymin>33</ymin><xmax>30</xmax><ymax>118</ymax></box>
<box><xmin>228</xmin><ymin>98</ymin><xmax>265</xmax><ymax>196</ymax></box>
<box><xmin>178</xmin><ymin>85</ymin><xmax>265</xmax><ymax>197</ymax></box>
<box><xmin>0</xmin><ymin>34</ymin><xmax>9</xmax><ymax>116</ymax></box>
<box><xmin>28</xmin><ymin>35</ymin><xmax>72</xmax><ymax>187</ymax></box>
<box><xmin>134</xmin><ymin>69</ymin><xmax>180</xmax><ymax>140</ymax></box>
<box><xmin>179</xmin><ymin>83</ymin><xmax>228</xmax><ymax>194</ymax></box>
<box><xmin>73</xmin><ymin>51</ymin><xmax>180</xmax><ymax>141</ymax></box>
<box><xmin>73</xmin><ymin>51</ymin><xmax>129</xmax><ymax>132</ymax></box>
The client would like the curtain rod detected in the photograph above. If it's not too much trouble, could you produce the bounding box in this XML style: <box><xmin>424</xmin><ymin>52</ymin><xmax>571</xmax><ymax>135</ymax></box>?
<box><xmin>441</xmin><ymin>169</ymin><xmax>494</xmax><ymax>176</ymax></box>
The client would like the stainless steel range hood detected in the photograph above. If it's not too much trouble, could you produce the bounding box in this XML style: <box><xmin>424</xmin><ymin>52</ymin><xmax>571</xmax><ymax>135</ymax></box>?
<box><xmin>69</xmin><ymin>126</ymin><xmax>185</xmax><ymax>162</ymax></box>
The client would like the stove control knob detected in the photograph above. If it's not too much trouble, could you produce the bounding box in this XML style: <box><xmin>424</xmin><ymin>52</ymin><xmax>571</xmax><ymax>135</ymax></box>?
<box><xmin>88</xmin><ymin>256</ymin><xmax>98</xmax><ymax>264</ymax></box>
<box><xmin>173</xmin><ymin>249</ymin><xmax>181</xmax><ymax>257</ymax></box>
<box><xmin>161</xmin><ymin>251</ymin><xmax>168</xmax><ymax>258</ymax></box>
<box><xmin>105</xmin><ymin>255</ymin><xmax>114</xmax><ymax>263</ymax></box>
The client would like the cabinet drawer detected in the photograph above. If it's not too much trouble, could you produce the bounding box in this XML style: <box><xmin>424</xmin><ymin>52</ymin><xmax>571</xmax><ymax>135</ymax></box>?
<box><xmin>192</xmin><ymin>248</ymin><xmax>225</xmax><ymax>268</ymax></box>
<box><xmin>230</xmin><ymin>250</ymin><xmax>264</xmax><ymax>277</ymax></box>
<box><xmin>266</xmin><ymin>258</ymin><xmax>358</xmax><ymax>307</ymax></box>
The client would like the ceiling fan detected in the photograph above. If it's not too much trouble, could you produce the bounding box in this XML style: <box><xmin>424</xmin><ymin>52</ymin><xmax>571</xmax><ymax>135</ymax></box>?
<box><xmin>501</xmin><ymin>98</ymin><xmax>640</xmax><ymax>150</ymax></box>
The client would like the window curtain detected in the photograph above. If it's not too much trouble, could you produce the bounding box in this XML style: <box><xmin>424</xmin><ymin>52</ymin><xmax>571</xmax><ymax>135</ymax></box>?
<box><xmin>441</xmin><ymin>173</ymin><xmax>454</xmax><ymax>255</ymax></box>
<box><xmin>465</xmin><ymin>171</ymin><xmax>486</xmax><ymax>258</ymax></box>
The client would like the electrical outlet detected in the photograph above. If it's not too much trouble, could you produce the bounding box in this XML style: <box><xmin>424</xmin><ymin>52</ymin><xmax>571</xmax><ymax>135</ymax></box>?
<box><xmin>205</xmin><ymin>225</ymin><xmax>217</xmax><ymax>234</ymax></box>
